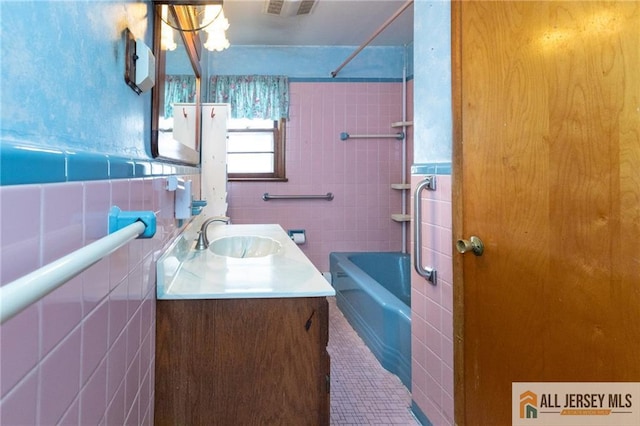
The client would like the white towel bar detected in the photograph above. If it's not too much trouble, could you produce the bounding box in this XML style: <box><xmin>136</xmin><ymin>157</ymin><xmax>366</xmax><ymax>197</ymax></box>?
<box><xmin>0</xmin><ymin>207</ymin><xmax>155</xmax><ymax>325</ymax></box>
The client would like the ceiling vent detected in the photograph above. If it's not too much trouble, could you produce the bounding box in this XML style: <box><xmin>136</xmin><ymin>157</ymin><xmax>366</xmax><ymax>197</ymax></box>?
<box><xmin>266</xmin><ymin>0</ymin><xmax>284</xmax><ymax>15</ymax></box>
<box><xmin>264</xmin><ymin>0</ymin><xmax>317</xmax><ymax>17</ymax></box>
<box><xmin>296</xmin><ymin>0</ymin><xmax>316</xmax><ymax>15</ymax></box>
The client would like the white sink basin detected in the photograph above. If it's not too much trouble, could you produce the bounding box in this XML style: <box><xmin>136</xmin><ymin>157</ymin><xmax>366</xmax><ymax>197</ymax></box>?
<box><xmin>209</xmin><ymin>235</ymin><xmax>282</xmax><ymax>258</ymax></box>
<box><xmin>157</xmin><ymin>223</ymin><xmax>335</xmax><ymax>299</ymax></box>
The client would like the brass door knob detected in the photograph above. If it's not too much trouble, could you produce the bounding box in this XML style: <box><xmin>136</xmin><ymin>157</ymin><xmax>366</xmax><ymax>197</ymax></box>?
<box><xmin>456</xmin><ymin>236</ymin><xmax>484</xmax><ymax>256</ymax></box>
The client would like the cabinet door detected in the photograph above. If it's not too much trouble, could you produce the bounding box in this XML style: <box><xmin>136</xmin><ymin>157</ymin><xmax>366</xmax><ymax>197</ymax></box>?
<box><xmin>155</xmin><ymin>297</ymin><xmax>330</xmax><ymax>426</ymax></box>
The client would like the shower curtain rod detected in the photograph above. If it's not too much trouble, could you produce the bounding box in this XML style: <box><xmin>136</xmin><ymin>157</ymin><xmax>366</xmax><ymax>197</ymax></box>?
<box><xmin>330</xmin><ymin>0</ymin><xmax>413</xmax><ymax>78</ymax></box>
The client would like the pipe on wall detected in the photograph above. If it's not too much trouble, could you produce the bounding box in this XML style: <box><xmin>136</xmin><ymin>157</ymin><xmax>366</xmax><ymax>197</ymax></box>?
<box><xmin>330</xmin><ymin>0</ymin><xmax>414</xmax><ymax>78</ymax></box>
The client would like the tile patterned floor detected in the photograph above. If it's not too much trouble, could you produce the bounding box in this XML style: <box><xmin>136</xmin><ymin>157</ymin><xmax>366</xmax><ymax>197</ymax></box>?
<box><xmin>327</xmin><ymin>297</ymin><xmax>420</xmax><ymax>425</ymax></box>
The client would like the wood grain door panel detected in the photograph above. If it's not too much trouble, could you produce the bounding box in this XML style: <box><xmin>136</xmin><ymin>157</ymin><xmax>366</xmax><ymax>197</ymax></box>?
<box><xmin>454</xmin><ymin>2</ymin><xmax>640</xmax><ymax>424</ymax></box>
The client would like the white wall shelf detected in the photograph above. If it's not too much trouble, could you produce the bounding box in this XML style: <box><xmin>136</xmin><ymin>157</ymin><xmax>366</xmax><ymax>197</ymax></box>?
<box><xmin>391</xmin><ymin>214</ymin><xmax>412</xmax><ymax>222</ymax></box>
<box><xmin>391</xmin><ymin>121</ymin><xmax>413</xmax><ymax>128</ymax></box>
<box><xmin>391</xmin><ymin>183</ymin><xmax>411</xmax><ymax>190</ymax></box>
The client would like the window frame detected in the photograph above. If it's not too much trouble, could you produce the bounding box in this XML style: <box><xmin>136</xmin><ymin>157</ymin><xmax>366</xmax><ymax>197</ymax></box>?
<box><xmin>226</xmin><ymin>118</ymin><xmax>287</xmax><ymax>182</ymax></box>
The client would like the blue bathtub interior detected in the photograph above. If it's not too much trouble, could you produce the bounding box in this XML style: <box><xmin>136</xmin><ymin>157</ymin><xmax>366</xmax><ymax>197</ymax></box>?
<box><xmin>347</xmin><ymin>252</ymin><xmax>412</xmax><ymax>307</ymax></box>
<box><xmin>329</xmin><ymin>251</ymin><xmax>412</xmax><ymax>390</ymax></box>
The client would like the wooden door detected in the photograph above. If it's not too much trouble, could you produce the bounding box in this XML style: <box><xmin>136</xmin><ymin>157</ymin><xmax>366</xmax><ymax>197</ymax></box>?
<box><xmin>453</xmin><ymin>2</ymin><xmax>640</xmax><ymax>424</ymax></box>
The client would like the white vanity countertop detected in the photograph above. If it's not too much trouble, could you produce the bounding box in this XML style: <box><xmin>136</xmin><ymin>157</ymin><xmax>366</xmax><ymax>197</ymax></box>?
<box><xmin>157</xmin><ymin>221</ymin><xmax>335</xmax><ymax>300</ymax></box>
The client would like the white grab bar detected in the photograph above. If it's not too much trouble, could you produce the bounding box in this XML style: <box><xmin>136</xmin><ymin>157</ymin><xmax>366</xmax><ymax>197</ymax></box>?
<box><xmin>413</xmin><ymin>176</ymin><xmax>437</xmax><ymax>285</ymax></box>
<box><xmin>0</xmin><ymin>207</ymin><xmax>155</xmax><ymax>325</ymax></box>
<box><xmin>340</xmin><ymin>132</ymin><xmax>404</xmax><ymax>141</ymax></box>
<box><xmin>263</xmin><ymin>192</ymin><xmax>334</xmax><ymax>201</ymax></box>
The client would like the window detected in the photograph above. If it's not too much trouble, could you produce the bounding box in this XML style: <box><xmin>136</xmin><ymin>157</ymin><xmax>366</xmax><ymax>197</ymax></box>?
<box><xmin>227</xmin><ymin>118</ymin><xmax>287</xmax><ymax>181</ymax></box>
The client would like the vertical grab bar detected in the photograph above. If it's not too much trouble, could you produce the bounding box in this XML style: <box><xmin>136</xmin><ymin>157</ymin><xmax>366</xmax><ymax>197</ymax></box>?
<box><xmin>413</xmin><ymin>176</ymin><xmax>437</xmax><ymax>285</ymax></box>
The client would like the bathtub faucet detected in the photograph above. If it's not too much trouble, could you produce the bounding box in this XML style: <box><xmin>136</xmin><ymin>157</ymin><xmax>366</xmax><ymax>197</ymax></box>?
<box><xmin>195</xmin><ymin>216</ymin><xmax>230</xmax><ymax>250</ymax></box>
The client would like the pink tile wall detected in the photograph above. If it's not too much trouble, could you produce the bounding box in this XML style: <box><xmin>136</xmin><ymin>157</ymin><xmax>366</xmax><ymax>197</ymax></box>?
<box><xmin>0</xmin><ymin>174</ymin><xmax>200</xmax><ymax>425</ymax></box>
<box><xmin>411</xmin><ymin>173</ymin><xmax>454</xmax><ymax>425</ymax></box>
<box><xmin>228</xmin><ymin>81</ymin><xmax>413</xmax><ymax>271</ymax></box>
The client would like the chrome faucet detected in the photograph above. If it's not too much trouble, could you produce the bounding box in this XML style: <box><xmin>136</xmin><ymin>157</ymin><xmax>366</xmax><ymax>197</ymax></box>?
<box><xmin>195</xmin><ymin>216</ymin><xmax>230</xmax><ymax>250</ymax></box>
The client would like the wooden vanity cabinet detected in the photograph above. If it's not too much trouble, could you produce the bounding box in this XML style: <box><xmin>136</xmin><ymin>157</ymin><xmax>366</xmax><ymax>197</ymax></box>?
<box><xmin>154</xmin><ymin>297</ymin><xmax>330</xmax><ymax>425</ymax></box>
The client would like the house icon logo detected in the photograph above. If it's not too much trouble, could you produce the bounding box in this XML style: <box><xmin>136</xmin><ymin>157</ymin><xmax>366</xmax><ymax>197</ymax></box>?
<box><xmin>520</xmin><ymin>390</ymin><xmax>538</xmax><ymax>419</ymax></box>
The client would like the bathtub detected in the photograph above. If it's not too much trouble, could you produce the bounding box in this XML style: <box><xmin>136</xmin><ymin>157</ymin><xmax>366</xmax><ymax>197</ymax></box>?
<box><xmin>329</xmin><ymin>252</ymin><xmax>411</xmax><ymax>389</ymax></box>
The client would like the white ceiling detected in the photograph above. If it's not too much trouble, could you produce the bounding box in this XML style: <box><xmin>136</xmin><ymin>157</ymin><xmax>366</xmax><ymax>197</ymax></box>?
<box><xmin>221</xmin><ymin>0</ymin><xmax>414</xmax><ymax>46</ymax></box>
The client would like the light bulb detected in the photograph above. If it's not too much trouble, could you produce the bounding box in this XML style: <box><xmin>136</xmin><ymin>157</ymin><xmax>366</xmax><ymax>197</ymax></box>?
<box><xmin>202</xmin><ymin>5</ymin><xmax>223</xmax><ymax>28</ymax></box>
<box><xmin>204</xmin><ymin>29</ymin><xmax>230</xmax><ymax>52</ymax></box>
<box><xmin>160</xmin><ymin>5</ymin><xmax>177</xmax><ymax>51</ymax></box>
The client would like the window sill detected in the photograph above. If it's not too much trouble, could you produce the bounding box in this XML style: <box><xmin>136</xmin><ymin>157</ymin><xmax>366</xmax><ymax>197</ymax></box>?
<box><xmin>228</xmin><ymin>177</ymin><xmax>289</xmax><ymax>182</ymax></box>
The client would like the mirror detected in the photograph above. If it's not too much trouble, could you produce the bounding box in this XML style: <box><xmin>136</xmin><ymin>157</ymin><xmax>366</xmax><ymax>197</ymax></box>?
<box><xmin>151</xmin><ymin>3</ymin><xmax>204</xmax><ymax>165</ymax></box>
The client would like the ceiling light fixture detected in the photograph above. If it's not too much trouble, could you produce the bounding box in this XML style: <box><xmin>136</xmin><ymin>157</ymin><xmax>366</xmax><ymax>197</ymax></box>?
<box><xmin>160</xmin><ymin>5</ymin><xmax>177</xmax><ymax>51</ymax></box>
<box><xmin>158</xmin><ymin>3</ymin><xmax>230</xmax><ymax>52</ymax></box>
<box><xmin>202</xmin><ymin>5</ymin><xmax>230</xmax><ymax>52</ymax></box>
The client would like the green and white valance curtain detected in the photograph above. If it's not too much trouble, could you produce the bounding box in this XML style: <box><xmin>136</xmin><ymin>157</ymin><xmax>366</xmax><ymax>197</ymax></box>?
<box><xmin>208</xmin><ymin>75</ymin><xmax>289</xmax><ymax>120</ymax></box>
<box><xmin>164</xmin><ymin>75</ymin><xmax>197</xmax><ymax>118</ymax></box>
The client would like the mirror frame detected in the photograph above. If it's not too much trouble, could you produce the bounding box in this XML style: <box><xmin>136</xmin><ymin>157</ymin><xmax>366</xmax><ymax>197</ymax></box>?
<box><xmin>150</xmin><ymin>2</ymin><xmax>203</xmax><ymax>165</ymax></box>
